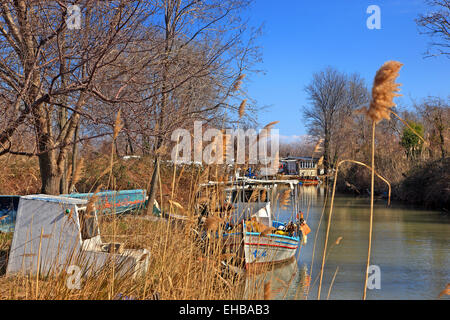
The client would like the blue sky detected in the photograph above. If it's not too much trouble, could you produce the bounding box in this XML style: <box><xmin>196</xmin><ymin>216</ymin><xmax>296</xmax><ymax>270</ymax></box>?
<box><xmin>244</xmin><ymin>0</ymin><xmax>450</xmax><ymax>139</ymax></box>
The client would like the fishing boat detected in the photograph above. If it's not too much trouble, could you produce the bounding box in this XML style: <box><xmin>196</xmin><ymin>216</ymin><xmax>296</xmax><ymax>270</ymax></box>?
<box><xmin>66</xmin><ymin>189</ymin><xmax>160</xmax><ymax>216</ymax></box>
<box><xmin>299</xmin><ymin>177</ymin><xmax>321</xmax><ymax>186</ymax></box>
<box><xmin>242</xmin><ymin>220</ymin><xmax>300</xmax><ymax>267</ymax></box>
<box><xmin>198</xmin><ymin>178</ymin><xmax>310</xmax><ymax>269</ymax></box>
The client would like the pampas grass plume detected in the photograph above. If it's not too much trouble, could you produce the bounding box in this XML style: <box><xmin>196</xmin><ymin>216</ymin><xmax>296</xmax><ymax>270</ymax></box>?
<box><xmin>279</xmin><ymin>189</ymin><xmax>291</xmax><ymax>210</ymax></box>
<box><xmin>367</xmin><ymin>61</ymin><xmax>403</xmax><ymax>123</ymax></box>
<box><xmin>238</xmin><ymin>99</ymin><xmax>247</xmax><ymax>119</ymax></box>
<box><xmin>86</xmin><ymin>184</ymin><xmax>102</xmax><ymax>215</ymax></box>
<box><xmin>232</xmin><ymin>74</ymin><xmax>246</xmax><ymax>92</ymax></box>
<box><xmin>317</xmin><ymin>156</ymin><xmax>324</xmax><ymax>166</ymax></box>
<box><xmin>113</xmin><ymin>109</ymin><xmax>124</xmax><ymax>140</ymax></box>
<box><xmin>313</xmin><ymin>139</ymin><xmax>324</xmax><ymax>154</ymax></box>
<box><xmin>257</xmin><ymin>121</ymin><xmax>280</xmax><ymax>142</ymax></box>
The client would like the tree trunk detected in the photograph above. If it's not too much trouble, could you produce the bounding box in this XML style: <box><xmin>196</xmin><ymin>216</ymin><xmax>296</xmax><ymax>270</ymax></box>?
<box><xmin>58</xmin><ymin>37</ymin><xmax>69</xmax><ymax>195</ymax></box>
<box><xmin>146</xmin><ymin>155</ymin><xmax>160</xmax><ymax>215</ymax></box>
<box><xmin>439</xmin><ymin>129</ymin><xmax>446</xmax><ymax>159</ymax></box>
<box><xmin>127</xmin><ymin>135</ymin><xmax>134</xmax><ymax>155</ymax></box>
<box><xmin>59</xmin><ymin>106</ymin><xmax>68</xmax><ymax>194</ymax></box>
<box><xmin>38</xmin><ymin>151</ymin><xmax>61</xmax><ymax>195</ymax></box>
<box><xmin>69</xmin><ymin>123</ymin><xmax>80</xmax><ymax>193</ymax></box>
<box><xmin>323</xmin><ymin>127</ymin><xmax>331</xmax><ymax>175</ymax></box>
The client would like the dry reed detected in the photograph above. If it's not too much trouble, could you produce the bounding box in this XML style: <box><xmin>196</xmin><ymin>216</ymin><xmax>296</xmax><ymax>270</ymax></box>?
<box><xmin>232</xmin><ymin>74</ymin><xmax>246</xmax><ymax>92</ymax></box>
<box><xmin>264</xmin><ymin>281</ymin><xmax>272</xmax><ymax>300</ymax></box>
<box><xmin>361</xmin><ymin>61</ymin><xmax>403</xmax><ymax>123</ymax></box>
<box><xmin>238</xmin><ymin>99</ymin><xmax>247</xmax><ymax>119</ymax></box>
<box><xmin>317</xmin><ymin>158</ymin><xmax>391</xmax><ymax>300</ymax></box>
<box><xmin>279</xmin><ymin>189</ymin><xmax>291</xmax><ymax>210</ymax></box>
<box><xmin>363</xmin><ymin>61</ymin><xmax>402</xmax><ymax>300</ymax></box>
<box><xmin>326</xmin><ymin>266</ymin><xmax>339</xmax><ymax>300</ymax></box>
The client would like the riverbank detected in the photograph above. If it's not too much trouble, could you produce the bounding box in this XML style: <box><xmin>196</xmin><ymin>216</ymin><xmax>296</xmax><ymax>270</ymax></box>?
<box><xmin>336</xmin><ymin>157</ymin><xmax>450</xmax><ymax>211</ymax></box>
<box><xmin>0</xmin><ymin>154</ymin><xmax>197</xmax><ymax>209</ymax></box>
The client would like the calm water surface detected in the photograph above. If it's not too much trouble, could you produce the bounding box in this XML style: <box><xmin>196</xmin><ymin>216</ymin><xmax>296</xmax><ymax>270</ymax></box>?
<box><xmin>242</xmin><ymin>186</ymin><xmax>449</xmax><ymax>300</ymax></box>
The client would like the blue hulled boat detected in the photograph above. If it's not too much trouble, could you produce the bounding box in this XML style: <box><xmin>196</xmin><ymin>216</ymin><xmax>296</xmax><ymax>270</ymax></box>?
<box><xmin>0</xmin><ymin>196</ymin><xmax>20</xmax><ymax>233</ymax></box>
<box><xmin>65</xmin><ymin>189</ymin><xmax>150</xmax><ymax>215</ymax></box>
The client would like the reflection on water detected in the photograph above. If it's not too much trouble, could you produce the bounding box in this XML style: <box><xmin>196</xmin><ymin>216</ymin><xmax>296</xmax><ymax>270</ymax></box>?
<box><xmin>240</xmin><ymin>186</ymin><xmax>450</xmax><ymax>300</ymax></box>
<box><xmin>239</xmin><ymin>258</ymin><xmax>311</xmax><ymax>300</ymax></box>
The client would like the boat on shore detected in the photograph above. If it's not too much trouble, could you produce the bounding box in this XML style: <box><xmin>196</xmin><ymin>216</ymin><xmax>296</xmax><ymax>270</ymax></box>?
<box><xmin>65</xmin><ymin>189</ymin><xmax>148</xmax><ymax>215</ymax></box>
<box><xmin>6</xmin><ymin>194</ymin><xmax>150</xmax><ymax>278</ymax></box>
<box><xmin>1</xmin><ymin>189</ymin><xmax>160</xmax><ymax>233</ymax></box>
<box><xmin>0</xmin><ymin>196</ymin><xmax>20</xmax><ymax>233</ymax></box>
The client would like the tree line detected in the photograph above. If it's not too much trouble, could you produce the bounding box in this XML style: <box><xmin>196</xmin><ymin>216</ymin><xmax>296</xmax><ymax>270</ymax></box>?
<box><xmin>300</xmin><ymin>0</ymin><xmax>449</xmax><ymax>192</ymax></box>
<box><xmin>0</xmin><ymin>0</ymin><xmax>261</xmax><ymax>200</ymax></box>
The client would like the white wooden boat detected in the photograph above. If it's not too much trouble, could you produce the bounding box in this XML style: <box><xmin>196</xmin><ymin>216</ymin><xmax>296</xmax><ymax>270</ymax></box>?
<box><xmin>243</xmin><ymin>220</ymin><xmax>299</xmax><ymax>266</ymax></box>
<box><xmin>7</xmin><ymin>195</ymin><xmax>150</xmax><ymax>279</ymax></box>
<box><xmin>200</xmin><ymin>178</ymin><xmax>309</xmax><ymax>269</ymax></box>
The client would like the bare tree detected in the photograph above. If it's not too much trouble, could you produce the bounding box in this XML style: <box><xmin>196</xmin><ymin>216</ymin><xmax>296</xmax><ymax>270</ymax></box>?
<box><xmin>0</xmin><ymin>1</ymin><xmax>153</xmax><ymax>194</ymax></box>
<box><xmin>416</xmin><ymin>96</ymin><xmax>450</xmax><ymax>159</ymax></box>
<box><xmin>142</xmin><ymin>0</ymin><xmax>260</xmax><ymax>213</ymax></box>
<box><xmin>302</xmin><ymin>67</ymin><xmax>369</xmax><ymax>174</ymax></box>
<box><xmin>416</xmin><ymin>0</ymin><xmax>450</xmax><ymax>58</ymax></box>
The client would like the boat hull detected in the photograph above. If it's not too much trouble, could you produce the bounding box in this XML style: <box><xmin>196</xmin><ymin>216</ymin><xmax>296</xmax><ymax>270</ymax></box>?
<box><xmin>299</xmin><ymin>179</ymin><xmax>320</xmax><ymax>186</ymax></box>
<box><xmin>243</xmin><ymin>232</ymin><xmax>299</xmax><ymax>267</ymax></box>
<box><xmin>66</xmin><ymin>189</ymin><xmax>148</xmax><ymax>215</ymax></box>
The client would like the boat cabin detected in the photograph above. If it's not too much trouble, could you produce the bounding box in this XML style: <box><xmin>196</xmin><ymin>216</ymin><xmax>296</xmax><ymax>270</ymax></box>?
<box><xmin>280</xmin><ymin>157</ymin><xmax>320</xmax><ymax>177</ymax></box>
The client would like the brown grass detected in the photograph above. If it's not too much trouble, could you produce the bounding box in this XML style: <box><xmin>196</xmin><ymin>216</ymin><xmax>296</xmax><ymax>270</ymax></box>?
<box><xmin>0</xmin><ymin>215</ymin><xmax>246</xmax><ymax>300</ymax></box>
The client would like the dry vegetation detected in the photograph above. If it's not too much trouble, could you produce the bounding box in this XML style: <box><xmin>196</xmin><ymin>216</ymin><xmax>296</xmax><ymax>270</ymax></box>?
<box><xmin>302</xmin><ymin>65</ymin><xmax>449</xmax><ymax>210</ymax></box>
<box><xmin>0</xmin><ymin>216</ymin><xmax>243</xmax><ymax>300</ymax></box>
<box><xmin>0</xmin><ymin>159</ymin><xmax>306</xmax><ymax>300</ymax></box>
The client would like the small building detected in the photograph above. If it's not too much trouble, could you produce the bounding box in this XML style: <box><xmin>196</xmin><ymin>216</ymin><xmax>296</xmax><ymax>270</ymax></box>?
<box><xmin>279</xmin><ymin>157</ymin><xmax>320</xmax><ymax>177</ymax></box>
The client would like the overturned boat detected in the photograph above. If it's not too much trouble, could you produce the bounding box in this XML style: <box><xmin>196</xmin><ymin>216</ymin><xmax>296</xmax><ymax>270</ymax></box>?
<box><xmin>1</xmin><ymin>189</ymin><xmax>159</xmax><ymax>233</ymax></box>
<box><xmin>6</xmin><ymin>195</ymin><xmax>150</xmax><ymax>279</ymax></box>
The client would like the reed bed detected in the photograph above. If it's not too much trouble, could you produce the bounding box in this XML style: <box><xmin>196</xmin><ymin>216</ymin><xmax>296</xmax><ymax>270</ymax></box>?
<box><xmin>0</xmin><ymin>213</ymin><xmax>244</xmax><ymax>300</ymax></box>
<box><xmin>0</xmin><ymin>158</ymin><xmax>302</xmax><ymax>300</ymax></box>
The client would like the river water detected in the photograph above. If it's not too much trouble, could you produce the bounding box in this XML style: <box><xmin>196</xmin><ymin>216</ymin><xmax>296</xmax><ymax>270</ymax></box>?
<box><xmin>242</xmin><ymin>186</ymin><xmax>450</xmax><ymax>300</ymax></box>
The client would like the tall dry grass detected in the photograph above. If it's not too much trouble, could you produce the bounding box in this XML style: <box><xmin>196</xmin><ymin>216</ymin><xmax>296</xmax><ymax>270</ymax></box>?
<box><xmin>0</xmin><ymin>198</ymin><xmax>247</xmax><ymax>299</ymax></box>
<box><xmin>317</xmin><ymin>61</ymin><xmax>404</xmax><ymax>300</ymax></box>
<box><xmin>363</xmin><ymin>61</ymin><xmax>402</xmax><ymax>300</ymax></box>
<box><xmin>0</xmin><ymin>158</ymin><xmax>302</xmax><ymax>300</ymax></box>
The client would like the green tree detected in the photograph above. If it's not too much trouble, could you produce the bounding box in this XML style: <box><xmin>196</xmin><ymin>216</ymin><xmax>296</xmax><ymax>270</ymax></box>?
<box><xmin>400</xmin><ymin>122</ymin><xmax>425</xmax><ymax>159</ymax></box>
